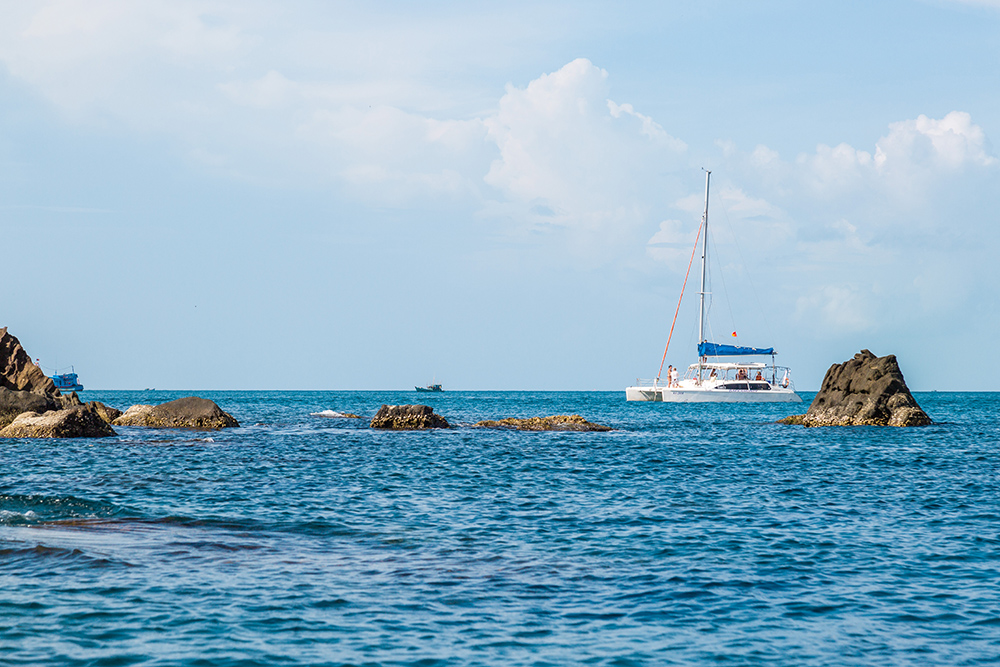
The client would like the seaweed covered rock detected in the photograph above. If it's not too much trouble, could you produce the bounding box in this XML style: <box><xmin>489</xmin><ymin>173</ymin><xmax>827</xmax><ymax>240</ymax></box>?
<box><xmin>474</xmin><ymin>415</ymin><xmax>611</xmax><ymax>431</ymax></box>
<box><xmin>370</xmin><ymin>404</ymin><xmax>449</xmax><ymax>429</ymax></box>
<box><xmin>0</xmin><ymin>404</ymin><xmax>116</xmax><ymax>438</ymax></box>
<box><xmin>113</xmin><ymin>397</ymin><xmax>239</xmax><ymax>429</ymax></box>
<box><xmin>779</xmin><ymin>350</ymin><xmax>931</xmax><ymax>427</ymax></box>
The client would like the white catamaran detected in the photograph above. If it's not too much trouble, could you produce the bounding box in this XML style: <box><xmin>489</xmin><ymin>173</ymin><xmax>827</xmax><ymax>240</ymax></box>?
<box><xmin>626</xmin><ymin>171</ymin><xmax>801</xmax><ymax>403</ymax></box>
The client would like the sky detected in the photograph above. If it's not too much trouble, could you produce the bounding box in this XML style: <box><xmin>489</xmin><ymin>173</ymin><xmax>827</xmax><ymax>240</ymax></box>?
<box><xmin>2</xmin><ymin>0</ymin><xmax>999</xmax><ymax>391</ymax></box>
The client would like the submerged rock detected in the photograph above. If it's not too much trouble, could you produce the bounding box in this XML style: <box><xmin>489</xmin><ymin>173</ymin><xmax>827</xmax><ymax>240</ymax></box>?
<box><xmin>113</xmin><ymin>397</ymin><xmax>239</xmax><ymax>429</ymax></box>
<box><xmin>0</xmin><ymin>404</ymin><xmax>116</xmax><ymax>438</ymax></box>
<box><xmin>779</xmin><ymin>349</ymin><xmax>931</xmax><ymax>427</ymax></box>
<box><xmin>370</xmin><ymin>404</ymin><xmax>449</xmax><ymax>429</ymax></box>
<box><xmin>474</xmin><ymin>415</ymin><xmax>611</xmax><ymax>432</ymax></box>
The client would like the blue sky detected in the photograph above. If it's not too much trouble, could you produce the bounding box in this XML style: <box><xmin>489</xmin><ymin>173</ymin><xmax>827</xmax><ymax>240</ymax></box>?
<box><xmin>2</xmin><ymin>0</ymin><xmax>998</xmax><ymax>391</ymax></box>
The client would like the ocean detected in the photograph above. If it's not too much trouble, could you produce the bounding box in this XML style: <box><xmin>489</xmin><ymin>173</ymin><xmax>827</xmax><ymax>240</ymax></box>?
<box><xmin>2</xmin><ymin>390</ymin><xmax>998</xmax><ymax>666</ymax></box>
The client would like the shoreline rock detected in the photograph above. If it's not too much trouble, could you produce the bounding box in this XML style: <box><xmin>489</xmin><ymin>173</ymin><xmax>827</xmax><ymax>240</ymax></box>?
<box><xmin>113</xmin><ymin>397</ymin><xmax>239</xmax><ymax>429</ymax></box>
<box><xmin>87</xmin><ymin>401</ymin><xmax>123</xmax><ymax>424</ymax></box>
<box><xmin>0</xmin><ymin>404</ymin><xmax>117</xmax><ymax>438</ymax></box>
<box><xmin>474</xmin><ymin>415</ymin><xmax>611</xmax><ymax>432</ymax></box>
<box><xmin>0</xmin><ymin>387</ymin><xmax>57</xmax><ymax>428</ymax></box>
<box><xmin>0</xmin><ymin>328</ymin><xmax>84</xmax><ymax>430</ymax></box>
<box><xmin>370</xmin><ymin>405</ymin><xmax>449</xmax><ymax>429</ymax></box>
<box><xmin>779</xmin><ymin>349</ymin><xmax>931</xmax><ymax>427</ymax></box>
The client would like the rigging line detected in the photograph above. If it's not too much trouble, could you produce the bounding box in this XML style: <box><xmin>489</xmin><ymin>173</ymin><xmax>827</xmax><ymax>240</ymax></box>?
<box><xmin>656</xmin><ymin>217</ymin><xmax>704</xmax><ymax>381</ymax></box>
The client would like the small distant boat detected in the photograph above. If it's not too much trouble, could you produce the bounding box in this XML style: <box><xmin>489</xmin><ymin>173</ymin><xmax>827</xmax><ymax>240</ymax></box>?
<box><xmin>50</xmin><ymin>367</ymin><xmax>84</xmax><ymax>392</ymax></box>
<box><xmin>415</xmin><ymin>384</ymin><xmax>443</xmax><ymax>392</ymax></box>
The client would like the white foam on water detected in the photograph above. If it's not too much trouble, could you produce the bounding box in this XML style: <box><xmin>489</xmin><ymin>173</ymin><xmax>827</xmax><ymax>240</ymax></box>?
<box><xmin>311</xmin><ymin>410</ymin><xmax>350</xmax><ymax>418</ymax></box>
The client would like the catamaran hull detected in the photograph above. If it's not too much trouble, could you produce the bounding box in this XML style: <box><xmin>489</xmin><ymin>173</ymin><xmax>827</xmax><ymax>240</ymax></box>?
<box><xmin>625</xmin><ymin>386</ymin><xmax>801</xmax><ymax>403</ymax></box>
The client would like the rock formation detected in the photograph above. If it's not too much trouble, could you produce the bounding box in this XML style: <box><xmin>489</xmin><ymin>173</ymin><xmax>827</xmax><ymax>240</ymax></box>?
<box><xmin>87</xmin><ymin>401</ymin><xmax>123</xmax><ymax>424</ymax></box>
<box><xmin>0</xmin><ymin>387</ymin><xmax>57</xmax><ymax>428</ymax></box>
<box><xmin>0</xmin><ymin>327</ymin><xmax>60</xmax><ymax>396</ymax></box>
<box><xmin>113</xmin><ymin>397</ymin><xmax>239</xmax><ymax>429</ymax></box>
<box><xmin>370</xmin><ymin>404</ymin><xmax>450</xmax><ymax>429</ymax></box>
<box><xmin>0</xmin><ymin>404</ymin><xmax>116</xmax><ymax>438</ymax></box>
<box><xmin>0</xmin><ymin>328</ymin><xmax>83</xmax><ymax>429</ymax></box>
<box><xmin>474</xmin><ymin>415</ymin><xmax>612</xmax><ymax>431</ymax></box>
<box><xmin>779</xmin><ymin>349</ymin><xmax>931</xmax><ymax>427</ymax></box>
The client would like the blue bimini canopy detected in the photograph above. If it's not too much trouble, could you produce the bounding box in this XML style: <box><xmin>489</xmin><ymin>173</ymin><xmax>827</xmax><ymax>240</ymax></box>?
<box><xmin>698</xmin><ymin>342</ymin><xmax>775</xmax><ymax>357</ymax></box>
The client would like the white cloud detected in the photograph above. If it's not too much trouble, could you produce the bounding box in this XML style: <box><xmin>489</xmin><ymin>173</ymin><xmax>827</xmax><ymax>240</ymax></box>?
<box><xmin>482</xmin><ymin>58</ymin><xmax>686</xmax><ymax>240</ymax></box>
<box><xmin>1</xmin><ymin>2</ymin><xmax>998</xmax><ymax>345</ymax></box>
<box><xmin>646</xmin><ymin>218</ymin><xmax>699</xmax><ymax>266</ymax></box>
<box><xmin>795</xmin><ymin>285</ymin><xmax>876</xmax><ymax>334</ymax></box>
<box><xmin>874</xmin><ymin>111</ymin><xmax>995</xmax><ymax>171</ymax></box>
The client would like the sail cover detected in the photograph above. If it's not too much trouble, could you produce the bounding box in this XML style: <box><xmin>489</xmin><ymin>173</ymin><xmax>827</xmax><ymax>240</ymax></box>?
<box><xmin>698</xmin><ymin>342</ymin><xmax>775</xmax><ymax>356</ymax></box>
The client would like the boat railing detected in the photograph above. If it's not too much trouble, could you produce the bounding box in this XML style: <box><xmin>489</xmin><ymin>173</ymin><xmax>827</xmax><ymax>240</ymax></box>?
<box><xmin>632</xmin><ymin>378</ymin><xmax>665</xmax><ymax>387</ymax></box>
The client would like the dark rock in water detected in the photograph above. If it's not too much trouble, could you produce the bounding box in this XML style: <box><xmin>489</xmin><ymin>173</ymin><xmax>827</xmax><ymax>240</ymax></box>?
<box><xmin>370</xmin><ymin>404</ymin><xmax>449</xmax><ymax>429</ymax></box>
<box><xmin>0</xmin><ymin>387</ymin><xmax>57</xmax><ymax>428</ymax></box>
<box><xmin>113</xmin><ymin>396</ymin><xmax>239</xmax><ymax>429</ymax></box>
<box><xmin>86</xmin><ymin>401</ymin><xmax>123</xmax><ymax>424</ymax></box>
<box><xmin>0</xmin><ymin>404</ymin><xmax>116</xmax><ymax>438</ymax></box>
<box><xmin>0</xmin><ymin>327</ymin><xmax>60</xmax><ymax>397</ymax></box>
<box><xmin>0</xmin><ymin>328</ymin><xmax>82</xmax><ymax>427</ymax></box>
<box><xmin>779</xmin><ymin>349</ymin><xmax>931</xmax><ymax>427</ymax></box>
<box><xmin>474</xmin><ymin>415</ymin><xmax>612</xmax><ymax>432</ymax></box>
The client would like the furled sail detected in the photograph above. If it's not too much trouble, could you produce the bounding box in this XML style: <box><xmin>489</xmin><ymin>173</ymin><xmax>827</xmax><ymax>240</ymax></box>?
<box><xmin>698</xmin><ymin>342</ymin><xmax>775</xmax><ymax>356</ymax></box>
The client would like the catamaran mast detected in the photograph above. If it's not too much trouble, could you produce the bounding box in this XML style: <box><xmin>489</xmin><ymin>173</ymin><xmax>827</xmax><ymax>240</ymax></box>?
<box><xmin>697</xmin><ymin>170</ymin><xmax>711</xmax><ymax>382</ymax></box>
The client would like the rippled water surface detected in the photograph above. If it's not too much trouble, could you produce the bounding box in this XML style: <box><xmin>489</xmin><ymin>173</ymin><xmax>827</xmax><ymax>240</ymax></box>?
<box><xmin>2</xmin><ymin>391</ymin><xmax>999</xmax><ymax>665</ymax></box>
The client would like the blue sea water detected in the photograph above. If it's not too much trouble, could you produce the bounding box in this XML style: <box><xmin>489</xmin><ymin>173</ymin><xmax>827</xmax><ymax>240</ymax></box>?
<box><xmin>2</xmin><ymin>390</ymin><xmax>999</xmax><ymax>666</ymax></box>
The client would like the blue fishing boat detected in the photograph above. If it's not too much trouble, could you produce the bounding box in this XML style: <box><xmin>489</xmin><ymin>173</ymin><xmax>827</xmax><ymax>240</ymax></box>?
<box><xmin>50</xmin><ymin>367</ymin><xmax>84</xmax><ymax>392</ymax></box>
<box><xmin>415</xmin><ymin>384</ymin><xmax>443</xmax><ymax>392</ymax></box>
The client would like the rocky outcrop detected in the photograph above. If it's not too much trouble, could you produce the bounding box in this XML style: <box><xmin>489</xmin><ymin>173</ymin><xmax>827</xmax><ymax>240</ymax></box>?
<box><xmin>0</xmin><ymin>329</ymin><xmax>83</xmax><ymax>429</ymax></box>
<box><xmin>0</xmin><ymin>327</ymin><xmax>60</xmax><ymax>397</ymax></box>
<box><xmin>113</xmin><ymin>397</ymin><xmax>239</xmax><ymax>429</ymax></box>
<box><xmin>0</xmin><ymin>404</ymin><xmax>116</xmax><ymax>438</ymax></box>
<box><xmin>370</xmin><ymin>404</ymin><xmax>450</xmax><ymax>429</ymax></box>
<box><xmin>115</xmin><ymin>404</ymin><xmax>154</xmax><ymax>425</ymax></box>
<box><xmin>474</xmin><ymin>415</ymin><xmax>612</xmax><ymax>431</ymax></box>
<box><xmin>779</xmin><ymin>349</ymin><xmax>931</xmax><ymax>427</ymax></box>
<box><xmin>86</xmin><ymin>401</ymin><xmax>123</xmax><ymax>424</ymax></box>
<box><xmin>0</xmin><ymin>387</ymin><xmax>57</xmax><ymax>428</ymax></box>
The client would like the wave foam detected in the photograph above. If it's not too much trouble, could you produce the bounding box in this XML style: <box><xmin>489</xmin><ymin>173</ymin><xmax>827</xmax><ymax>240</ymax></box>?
<box><xmin>311</xmin><ymin>410</ymin><xmax>352</xmax><ymax>418</ymax></box>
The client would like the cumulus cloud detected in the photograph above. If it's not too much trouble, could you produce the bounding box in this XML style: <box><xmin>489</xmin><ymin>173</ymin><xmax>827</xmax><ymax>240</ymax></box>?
<box><xmin>795</xmin><ymin>285</ymin><xmax>877</xmax><ymax>334</ymax></box>
<box><xmin>482</xmin><ymin>58</ymin><xmax>686</xmax><ymax>240</ymax></box>
<box><xmin>1</xmin><ymin>2</ymin><xmax>997</xmax><ymax>345</ymax></box>
<box><xmin>877</xmin><ymin>112</ymin><xmax>993</xmax><ymax>168</ymax></box>
<box><xmin>712</xmin><ymin>110</ymin><xmax>998</xmax><ymax>338</ymax></box>
<box><xmin>794</xmin><ymin>111</ymin><xmax>994</xmax><ymax>204</ymax></box>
